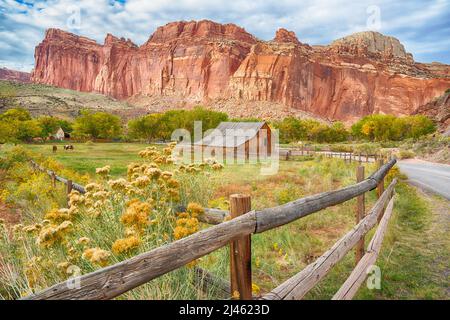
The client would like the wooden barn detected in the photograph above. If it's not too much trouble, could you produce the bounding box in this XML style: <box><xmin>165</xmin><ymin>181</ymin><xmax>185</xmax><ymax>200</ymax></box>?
<box><xmin>196</xmin><ymin>122</ymin><xmax>272</xmax><ymax>160</ymax></box>
<box><xmin>49</xmin><ymin>127</ymin><xmax>65</xmax><ymax>141</ymax></box>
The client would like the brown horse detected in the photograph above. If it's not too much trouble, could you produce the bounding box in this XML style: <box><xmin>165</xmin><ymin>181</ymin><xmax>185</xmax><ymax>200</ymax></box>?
<box><xmin>52</xmin><ymin>145</ymin><xmax>57</xmax><ymax>153</ymax></box>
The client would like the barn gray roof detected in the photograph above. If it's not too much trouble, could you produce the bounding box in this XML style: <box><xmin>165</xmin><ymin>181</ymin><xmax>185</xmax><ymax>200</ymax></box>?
<box><xmin>196</xmin><ymin>122</ymin><xmax>267</xmax><ymax>148</ymax></box>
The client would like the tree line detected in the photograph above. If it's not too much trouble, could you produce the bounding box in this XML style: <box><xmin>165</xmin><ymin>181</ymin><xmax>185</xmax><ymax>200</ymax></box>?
<box><xmin>0</xmin><ymin>107</ymin><xmax>437</xmax><ymax>144</ymax></box>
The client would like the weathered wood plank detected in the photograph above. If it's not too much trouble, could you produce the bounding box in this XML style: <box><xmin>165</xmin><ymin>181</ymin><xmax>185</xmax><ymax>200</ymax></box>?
<box><xmin>332</xmin><ymin>196</ymin><xmax>395</xmax><ymax>300</ymax></box>
<box><xmin>355</xmin><ymin>166</ymin><xmax>365</xmax><ymax>264</ymax></box>
<box><xmin>229</xmin><ymin>194</ymin><xmax>252</xmax><ymax>300</ymax></box>
<box><xmin>261</xmin><ymin>179</ymin><xmax>397</xmax><ymax>300</ymax></box>
<box><xmin>24</xmin><ymin>211</ymin><xmax>257</xmax><ymax>300</ymax></box>
<box><xmin>376</xmin><ymin>159</ymin><xmax>385</xmax><ymax>223</ymax></box>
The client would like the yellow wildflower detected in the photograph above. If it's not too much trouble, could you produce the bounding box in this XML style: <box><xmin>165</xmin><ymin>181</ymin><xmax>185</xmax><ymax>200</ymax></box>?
<box><xmin>108</xmin><ymin>178</ymin><xmax>129</xmax><ymax>191</ymax></box>
<box><xmin>24</xmin><ymin>257</ymin><xmax>42</xmax><ymax>288</ymax></box>
<box><xmin>36</xmin><ymin>221</ymin><xmax>72</xmax><ymax>247</ymax></box>
<box><xmin>45</xmin><ymin>208</ymin><xmax>70</xmax><ymax>222</ymax></box>
<box><xmin>57</xmin><ymin>261</ymin><xmax>70</xmax><ymax>272</ymax></box>
<box><xmin>145</xmin><ymin>167</ymin><xmax>162</xmax><ymax>180</ymax></box>
<box><xmin>95</xmin><ymin>165</ymin><xmax>111</xmax><ymax>177</ymax></box>
<box><xmin>22</xmin><ymin>224</ymin><xmax>41</xmax><ymax>233</ymax></box>
<box><xmin>161</xmin><ymin>171</ymin><xmax>173</xmax><ymax>180</ymax></box>
<box><xmin>82</xmin><ymin>248</ymin><xmax>111</xmax><ymax>267</ymax></box>
<box><xmin>120</xmin><ymin>199</ymin><xmax>151</xmax><ymax>231</ymax></box>
<box><xmin>93</xmin><ymin>191</ymin><xmax>109</xmax><ymax>200</ymax></box>
<box><xmin>211</xmin><ymin>163</ymin><xmax>224</xmax><ymax>170</ymax></box>
<box><xmin>68</xmin><ymin>190</ymin><xmax>83</xmax><ymax>207</ymax></box>
<box><xmin>132</xmin><ymin>175</ymin><xmax>151</xmax><ymax>188</ymax></box>
<box><xmin>252</xmin><ymin>283</ymin><xmax>261</xmax><ymax>295</ymax></box>
<box><xmin>76</xmin><ymin>237</ymin><xmax>90</xmax><ymax>245</ymax></box>
<box><xmin>112</xmin><ymin>236</ymin><xmax>141</xmax><ymax>255</ymax></box>
<box><xmin>166</xmin><ymin>178</ymin><xmax>179</xmax><ymax>189</ymax></box>
<box><xmin>85</xmin><ymin>183</ymin><xmax>102</xmax><ymax>192</ymax></box>
<box><xmin>187</xmin><ymin>202</ymin><xmax>204</xmax><ymax>218</ymax></box>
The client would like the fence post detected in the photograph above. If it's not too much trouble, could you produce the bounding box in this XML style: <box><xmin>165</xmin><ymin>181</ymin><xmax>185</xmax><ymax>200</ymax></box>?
<box><xmin>285</xmin><ymin>150</ymin><xmax>290</xmax><ymax>161</ymax></box>
<box><xmin>229</xmin><ymin>194</ymin><xmax>252</xmax><ymax>300</ymax></box>
<box><xmin>51</xmin><ymin>171</ymin><xmax>56</xmax><ymax>188</ymax></box>
<box><xmin>349</xmin><ymin>153</ymin><xmax>352</xmax><ymax>163</ymax></box>
<box><xmin>67</xmin><ymin>180</ymin><xmax>73</xmax><ymax>207</ymax></box>
<box><xmin>376</xmin><ymin>159</ymin><xmax>385</xmax><ymax>223</ymax></box>
<box><xmin>355</xmin><ymin>166</ymin><xmax>365</xmax><ymax>264</ymax></box>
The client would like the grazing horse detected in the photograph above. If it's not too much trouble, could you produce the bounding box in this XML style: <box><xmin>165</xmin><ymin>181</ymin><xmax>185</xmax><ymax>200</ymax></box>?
<box><xmin>64</xmin><ymin>145</ymin><xmax>74</xmax><ymax>150</ymax></box>
<box><xmin>52</xmin><ymin>145</ymin><xmax>57</xmax><ymax>153</ymax></box>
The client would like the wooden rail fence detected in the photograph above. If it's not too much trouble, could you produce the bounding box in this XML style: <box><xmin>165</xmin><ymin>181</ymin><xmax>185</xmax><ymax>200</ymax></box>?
<box><xmin>25</xmin><ymin>157</ymin><xmax>397</xmax><ymax>300</ymax></box>
<box><xmin>280</xmin><ymin>148</ymin><xmax>393</xmax><ymax>164</ymax></box>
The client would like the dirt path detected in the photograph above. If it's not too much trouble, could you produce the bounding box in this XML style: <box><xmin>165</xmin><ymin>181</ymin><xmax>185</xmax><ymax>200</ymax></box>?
<box><xmin>0</xmin><ymin>202</ymin><xmax>21</xmax><ymax>226</ymax></box>
<box><xmin>416</xmin><ymin>188</ymin><xmax>450</xmax><ymax>298</ymax></box>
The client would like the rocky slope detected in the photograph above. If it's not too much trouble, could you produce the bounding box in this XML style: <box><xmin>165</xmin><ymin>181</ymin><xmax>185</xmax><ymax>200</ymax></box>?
<box><xmin>0</xmin><ymin>67</ymin><xmax>31</xmax><ymax>83</ymax></box>
<box><xmin>413</xmin><ymin>90</ymin><xmax>450</xmax><ymax>133</ymax></box>
<box><xmin>0</xmin><ymin>80</ymin><xmax>141</xmax><ymax>120</ymax></box>
<box><xmin>31</xmin><ymin>20</ymin><xmax>450</xmax><ymax>122</ymax></box>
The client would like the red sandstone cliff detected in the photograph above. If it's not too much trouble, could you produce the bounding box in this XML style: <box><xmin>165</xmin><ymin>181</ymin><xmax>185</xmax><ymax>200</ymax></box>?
<box><xmin>413</xmin><ymin>90</ymin><xmax>450</xmax><ymax>132</ymax></box>
<box><xmin>0</xmin><ymin>67</ymin><xmax>31</xmax><ymax>83</ymax></box>
<box><xmin>31</xmin><ymin>20</ymin><xmax>450</xmax><ymax>122</ymax></box>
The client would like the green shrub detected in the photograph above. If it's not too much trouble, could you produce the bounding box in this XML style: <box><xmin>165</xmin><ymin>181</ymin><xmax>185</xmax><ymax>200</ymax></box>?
<box><xmin>351</xmin><ymin>114</ymin><xmax>436</xmax><ymax>141</ymax></box>
<box><xmin>398</xmin><ymin>150</ymin><xmax>415</xmax><ymax>159</ymax></box>
<box><xmin>0</xmin><ymin>145</ymin><xmax>32</xmax><ymax>169</ymax></box>
<box><xmin>329</xmin><ymin>144</ymin><xmax>353</xmax><ymax>152</ymax></box>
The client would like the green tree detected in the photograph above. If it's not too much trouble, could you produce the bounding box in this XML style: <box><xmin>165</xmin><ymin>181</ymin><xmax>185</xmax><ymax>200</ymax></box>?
<box><xmin>0</xmin><ymin>108</ymin><xmax>31</xmax><ymax>122</ymax></box>
<box><xmin>128</xmin><ymin>114</ymin><xmax>163</xmax><ymax>141</ymax></box>
<box><xmin>408</xmin><ymin>115</ymin><xmax>436</xmax><ymax>139</ymax></box>
<box><xmin>0</xmin><ymin>108</ymin><xmax>41</xmax><ymax>142</ymax></box>
<box><xmin>352</xmin><ymin>114</ymin><xmax>436</xmax><ymax>141</ymax></box>
<box><xmin>72</xmin><ymin>110</ymin><xmax>122</xmax><ymax>140</ymax></box>
<box><xmin>37</xmin><ymin>116</ymin><xmax>61</xmax><ymax>139</ymax></box>
<box><xmin>127</xmin><ymin>107</ymin><xmax>228</xmax><ymax>141</ymax></box>
<box><xmin>16</xmin><ymin>119</ymin><xmax>42</xmax><ymax>141</ymax></box>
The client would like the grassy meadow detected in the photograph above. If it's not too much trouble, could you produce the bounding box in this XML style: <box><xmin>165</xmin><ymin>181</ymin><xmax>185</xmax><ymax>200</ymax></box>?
<box><xmin>22</xmin><ymin>142</ymin><xmax>148</xmax><ymax>177</ymax></box>
<box><xmin>0</xmin><ymin>142</ymin><xmax>447</xmax><ymax>300</ymax></box>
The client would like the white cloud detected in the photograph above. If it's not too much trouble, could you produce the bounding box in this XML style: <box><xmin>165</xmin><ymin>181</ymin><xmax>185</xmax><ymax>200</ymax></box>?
<box><xmin>0</xmin><ymin>0</ymin><xmax>449</xmax><ymax>71</ymax></box>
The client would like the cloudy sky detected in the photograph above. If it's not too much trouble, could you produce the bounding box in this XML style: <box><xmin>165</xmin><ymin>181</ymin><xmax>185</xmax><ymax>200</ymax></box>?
<box><xmin>1</xmin><ymin>0</ymin><xmax>449</xmax><ymax>72</ymax></box>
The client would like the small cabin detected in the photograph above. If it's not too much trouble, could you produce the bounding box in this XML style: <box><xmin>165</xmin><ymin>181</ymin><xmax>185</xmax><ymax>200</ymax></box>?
<box><xmin>196</xmin><ymin>122</ymin><xmax>272</xmax><ymax>160</ymax></box>
<box><xmin>50</xmin><ymin>127</ymin><xmax>65</xmax><ymax>141</ymax></box>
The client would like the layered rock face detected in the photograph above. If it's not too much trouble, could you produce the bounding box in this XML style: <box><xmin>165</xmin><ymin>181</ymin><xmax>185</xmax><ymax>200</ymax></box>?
<box><xmin>32</xmin><ymin>20</ymin><xmax>450</xmax><ymax>122</ymax></box>
<box><xmin>413</xmin><ymin>91</ymin><xmax>450</xmax><ymax>132</ymax></box>
<box><xmin>0</xmin><ymin>67</ymin><xmax>30</xmax><ymax>83</ymax></box>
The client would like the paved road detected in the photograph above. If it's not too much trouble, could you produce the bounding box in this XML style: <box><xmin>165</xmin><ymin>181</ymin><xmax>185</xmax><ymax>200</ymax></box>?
<box><xmin>397</xmin><ymin>159</ymin><xmax>450</xmax><ymax>200</ymax></box>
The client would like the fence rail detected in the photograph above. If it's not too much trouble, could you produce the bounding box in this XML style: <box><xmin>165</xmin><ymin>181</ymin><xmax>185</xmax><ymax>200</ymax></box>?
<box><xmin>25</xmin><ymin>157</ymin><xmax>397</xmax><ymax>300</ymax></box>
<box><xmin>280</xmin><ymin>148</ymin><xmax>392</xmax><ymax>164</ymax></box>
